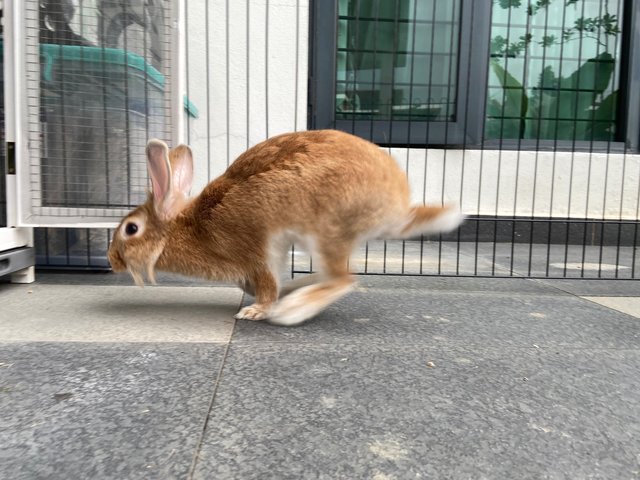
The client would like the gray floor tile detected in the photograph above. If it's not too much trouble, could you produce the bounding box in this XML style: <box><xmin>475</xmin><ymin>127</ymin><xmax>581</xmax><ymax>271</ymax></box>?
<box><xmin>353</xmin><ymin>274</ymin><xmax>564</xmax><ymax>295</ymax></box>
<box><xmin>3</xmin><ymin>271</ymin><xmax>639</xmax><ymax>479</ymax></box>
<box><xmin>194</xmin><ymin>343</ymin><xmax>640</xmax><ymax>480</ymax></box>
<box><xmin>582</xmin><ymin>297</ymin><xmax>640</xmax><ymax>319</ymax></box>
<box><xmin>0</xmin><ymin>284</ymin><xmax>240</xmax><ymax>343</ymax></box>
<box><xmin>0</xmin><ymin>342</ymin><xmax>225</xmax><ymax>480</ymax></box>
<box><xmin>236</xmin><ymin>283</ymin><xmax>640</xmax><ymax>349</ymax></box>
<box><xmin>538</xmin><ymin>279</ymin><xmax>640</xmax><ymax>297</ymax></box>
<box><xmin>33</xmin><ymin>271</ymin><xmax>236</xmax><ymax>287</ymax></box>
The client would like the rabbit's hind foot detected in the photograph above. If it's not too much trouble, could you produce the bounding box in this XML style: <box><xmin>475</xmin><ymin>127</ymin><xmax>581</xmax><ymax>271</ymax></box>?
<box><xmin>234</xmin><ymin>304</ymin><xmax>270</xmax><ymax>321</ymax></box>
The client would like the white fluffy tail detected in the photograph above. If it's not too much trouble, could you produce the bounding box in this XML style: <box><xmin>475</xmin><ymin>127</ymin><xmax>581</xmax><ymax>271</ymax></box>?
<box><xmin>398</xmin><ymin>205</ymin><xmax>464</xmax><ymax>239</ymax></box>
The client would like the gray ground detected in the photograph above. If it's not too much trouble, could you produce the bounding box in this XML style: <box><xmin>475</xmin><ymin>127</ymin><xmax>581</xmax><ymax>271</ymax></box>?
<box><xmin>1</xmin><ymin>269</ymin><xmax>639</xmax><ymax>479</ymax></box>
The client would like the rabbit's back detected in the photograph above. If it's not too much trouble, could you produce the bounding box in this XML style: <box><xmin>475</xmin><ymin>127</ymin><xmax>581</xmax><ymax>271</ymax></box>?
<box><xmin>196</xmin><ymin>130</ymin><xmax>410</xmax><ymax>237</ymax></box>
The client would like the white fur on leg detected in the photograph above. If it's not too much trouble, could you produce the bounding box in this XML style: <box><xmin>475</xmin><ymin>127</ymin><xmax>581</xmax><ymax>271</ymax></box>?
<box><xmin>269</xmin><ymin>280</ymin><xmax>355</xmax><ymax>326</ymax></box>
<box><xmin>278</xmin><ymin>273</ymin><xmax>324</xmax><ymax>298</ymax></box>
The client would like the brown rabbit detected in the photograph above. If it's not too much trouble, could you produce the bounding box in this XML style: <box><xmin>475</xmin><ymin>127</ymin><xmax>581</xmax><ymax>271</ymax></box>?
<box><xmin>108</xmin><ymin>130</ymin><xmax>463</xmax><ymax>325</ymax></box>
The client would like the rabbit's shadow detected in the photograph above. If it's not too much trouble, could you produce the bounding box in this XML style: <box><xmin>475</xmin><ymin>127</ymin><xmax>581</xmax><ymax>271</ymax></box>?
<box><xmin>92</xmin><ymin>298</ymin><xmax>238</xmax><ymax>323</ymax></box>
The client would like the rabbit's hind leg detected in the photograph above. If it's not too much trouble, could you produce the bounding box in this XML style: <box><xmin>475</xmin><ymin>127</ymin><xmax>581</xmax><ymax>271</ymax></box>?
<box><xmin>278</xmin><ymin>272</ymin><xmax>324</xmax><ymax>298</ymax></box>
<box><xmin>269</xmin><ymin>244</ymin><xmax>355</xmax><ymax>326</ymax></box>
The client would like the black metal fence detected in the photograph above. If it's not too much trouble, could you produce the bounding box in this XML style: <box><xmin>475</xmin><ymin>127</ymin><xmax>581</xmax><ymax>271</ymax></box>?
<box><xmin>30</xmin><ymin>0</ymin><xmax>640</xmax><ymax>279</ymax></box>
<box><xmin>303</xmin><ymin>0</ymin><xmax>640</xmax><ymax>279</ymax></box>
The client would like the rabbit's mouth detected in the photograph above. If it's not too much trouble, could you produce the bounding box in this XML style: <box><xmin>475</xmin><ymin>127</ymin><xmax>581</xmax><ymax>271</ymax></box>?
<box><xmin>107</xmin><ymin>247</ymin><xmax>127</xmax><ymax>272</ymax></box>
<box><xmin>125</xmin><ymin>247</ymin><xmax>164</xmax><ymax>287</ymax></box>
<box><xmin>107</xmin><ymin>244</ymin><xmax>157</xmax><ymax>286</ymax></box>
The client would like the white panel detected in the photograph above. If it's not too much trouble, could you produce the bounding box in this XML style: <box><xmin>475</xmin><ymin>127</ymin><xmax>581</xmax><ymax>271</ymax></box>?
<box><xmin>388</xmin><ymin>149</ymin><xmax>640</xmax><ymax>220</ymax></box>
<box><xmin>0</xmin><ymin>227</ymin><xmax>32</xmax><ymax>250</ymax></box>
<box><xmin>184</xmin><ymin>0</ymin><xmax>309</xmax><ymax>195</ymax></box>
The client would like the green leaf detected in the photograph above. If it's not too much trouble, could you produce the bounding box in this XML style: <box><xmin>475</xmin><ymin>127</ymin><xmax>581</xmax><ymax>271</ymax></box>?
<box><xmin>538</xmin><ymin>35</ymin><xmax>557</xmax><ymax>47</ymax></box>
<box><xmin>537</xmin><ymin>65</ymin><xmax>558</xmax><ymax>90</ymax></box>
<box><xmin>498</xmin><ymin>0</ymin><xmax>522</xmax><ymax>8</ymax></box>
<box><xmin>542</xmin><ymin>53</ymin><xmax>615</xmax><ymax>140</ymax></box>
<box><xmin>491</xmin><ymin>36</ymin><xmax>508</xmax><ymax>56</ymax></box>
<box><xmin>528</xmin><ymin>66</ymin><xmax>559</xmax><ymax>139</ymax></box>
<box><xmin>561</xmin><ymin>52</ymin><xmax>614</xmax><ymax>94</ymax></box>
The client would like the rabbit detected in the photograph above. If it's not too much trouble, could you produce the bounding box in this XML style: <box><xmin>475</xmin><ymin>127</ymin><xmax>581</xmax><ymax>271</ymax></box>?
<box><xmin>108</xmin><ymin>129</ymin><xmax>464</xmax><ymax>326</ymax></box>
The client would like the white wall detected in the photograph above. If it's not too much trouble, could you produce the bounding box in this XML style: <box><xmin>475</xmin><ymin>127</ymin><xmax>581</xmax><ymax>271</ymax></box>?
<box><xmin>394</xmin><ymin>148</ymin><xmax>640</xmax><ymax>220</ymax></box>
<box><xmin>184</xmin><ymin>0</ymin><xmax>640</xmax><ymax>221</ymax></box>
<box><xmin>185</xmin><ymin>0</ymin><xmax>308</xmax><ymax>194</ymax></box>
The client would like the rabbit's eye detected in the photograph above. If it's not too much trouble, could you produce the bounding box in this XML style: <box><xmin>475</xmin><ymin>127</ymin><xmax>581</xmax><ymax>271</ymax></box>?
<box><xmin>125</xmin><ymin>222</ymin><xmax>139</xmax><ymax>236</ymax></box>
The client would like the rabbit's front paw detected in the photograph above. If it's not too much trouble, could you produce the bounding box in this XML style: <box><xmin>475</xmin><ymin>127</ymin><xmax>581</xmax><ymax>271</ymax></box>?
<box><xmin>234</xmin><ymin>304</ymin><xmax>270</xmax><ymax>321</ymax></box>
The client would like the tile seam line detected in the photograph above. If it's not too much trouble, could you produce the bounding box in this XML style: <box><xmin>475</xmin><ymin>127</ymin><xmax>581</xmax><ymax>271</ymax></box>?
<box><xmin>533</xmin><ymin>277</ymin><xmax>640</xmax><ymax>306</ymax></box>
<box><xmin>354</xmin><ymin>289</ymin><xmax>566</xmax><ymax>296</ymax></box>
<box><xmin>186</xmin><ymin>318</ymin><xmax>239</xmax><ymax>479</ymax></box>
<box><xmin>0</xmin><ymin>340</ymin><xmax>237</xmax><ymax>345</ymax></box>
<box><xmin>224</xmin><ymin>342</ymin><xmax>640</xmax><ymax>351</ymax></box>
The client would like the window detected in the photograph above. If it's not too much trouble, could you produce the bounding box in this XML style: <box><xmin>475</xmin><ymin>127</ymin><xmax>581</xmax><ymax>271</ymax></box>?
<box><xmin>310</xmin><ymin>0</ymin><xmax>640</xmax><ymax>150</ymax></box>
<box><xmin>310</xmin><ymin>0</ymin><xmax>492</xmax><ymax>146</ymax></box>
<box><xmin>486</xmin><ymin>0</ymin><xmax>639</xmax><ymax>150</ymax></box>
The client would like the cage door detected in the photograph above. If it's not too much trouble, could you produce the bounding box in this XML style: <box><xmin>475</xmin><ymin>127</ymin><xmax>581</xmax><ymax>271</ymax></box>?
<box><xmin>7</xmin><ymin>0</ymin><xmax>184</xmax><ymax>227</ymax></box>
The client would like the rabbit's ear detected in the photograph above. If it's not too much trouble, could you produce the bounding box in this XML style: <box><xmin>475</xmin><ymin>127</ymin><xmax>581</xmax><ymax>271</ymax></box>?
<box><xmin>169</xmin><ymin>145</ymin><xmax>193</xmax><ymax>196</ymax></box>
<box><xmin>146</xmin><ymin>139</ymin><xmax>172</xmax><ymax>206</ymax></box>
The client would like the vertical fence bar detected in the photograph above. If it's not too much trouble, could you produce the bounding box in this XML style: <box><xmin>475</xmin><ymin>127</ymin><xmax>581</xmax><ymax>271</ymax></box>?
<box><xmin>185</xmin><ymin>0</ymin><xmax>190</xmax><ymax>145</ymax></box>
<box><xmin>440</xmin><ymin>0</ymin><xmax>461</xmax><ymax>275</ymax></box>
<box><xmin>265</xmin><ymin>0</ymin><xmax>270</xmax><ymax>139</ymax></box>
<box><xmin>401</xmin><ymin>0</ymin><xmax>420</xmax><ymax>275</ymax></box>
<box><xmin>492</xmin><ymin>2</ymin><xmax>516</xmax><ymax>276</ymax></box>
<box><xmin>171</xmin><ymin>0</ymin><xmax>185</xmax><ymax>146</ymax></box>
<box><xmin>121</xmin><ymin>2</ymin><xmax>132</xmax><ymax>206</ymax></box>
<box><xmin>225</xmin><ymin>0</ymin><xmax>230</xmax><ymax>167</ymax></box>
<box><xmin>593</xmin><ymin>0</ymin><xmax>610</xmax><ymax>277</ymax></box>
<box><xmin>569</xmin><ymin>0</ymin><xmax>593</xmax><ymax>278</ymax></box>
<box><xmin>364</xmin><ymin>0</ymin><xmax>382</xmax><ymax>275</ymax></box>
<box><xmin>508</xmin><ymin>0</ymin><xmax>533</xmax><ymax>277</ymax></box>
<box><xmin>294</xmin><ymin>0</ymin><xmax>300</xmax><ymax>132</ymax></box>
<box><xmin>457</xmin><ymin>0</ymin><xmax>478</xmax><ymax>276</ymax></box>
<box><xmin>206</xmin><ymin>0</ymin><xmax>212</xmax><ymax>177</ymax></box>
<box><xmin>608</xmin><ymin>0</ymin><xmax>626</xmax><ymax>278</ymax></box>
<box><xmin>246</xmin><ymin>0</ymin><xmax>250</xmax><ymax>149</ymax></box>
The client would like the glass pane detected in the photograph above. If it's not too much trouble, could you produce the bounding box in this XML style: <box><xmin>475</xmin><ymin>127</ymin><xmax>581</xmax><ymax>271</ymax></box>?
<box><xmin>486</xmin><ymin>0</ymin><xmax>623</xmax><ymax>142</ymax></box>
<box><xmin>335</xmin><ymin>0</ymin><xmax>461</xmax><ymax>122</ymax></box>
<box><xmin>37</xmin><ymin>0</ymin><xmax>170</xmax><ymax>209</ymax></box>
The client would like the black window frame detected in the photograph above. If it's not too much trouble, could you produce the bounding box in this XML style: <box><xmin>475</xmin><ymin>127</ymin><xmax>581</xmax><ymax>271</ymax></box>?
<box><xmin>309</xmin><ymin>0</ymin><xmax>640</xmax><ymax>152</ymax></box>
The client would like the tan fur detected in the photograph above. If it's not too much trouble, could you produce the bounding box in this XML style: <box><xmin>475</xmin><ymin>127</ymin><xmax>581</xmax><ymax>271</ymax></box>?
<box><xmin>108</xmin><ymin>130</ymin><xmax>464</xmax><ymax>325</ymax></box>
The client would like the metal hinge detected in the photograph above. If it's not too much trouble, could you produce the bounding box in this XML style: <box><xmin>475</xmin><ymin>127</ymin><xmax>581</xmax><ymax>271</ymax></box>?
<box><xmin>6</xmin><ymin>142</ymin><xmax>16</xmax><ymax>175</ymax></box>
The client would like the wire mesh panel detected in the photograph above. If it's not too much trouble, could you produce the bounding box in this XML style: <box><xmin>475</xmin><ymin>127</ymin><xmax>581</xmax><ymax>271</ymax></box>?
<box><xmin>336</xmin><ymin>1</ymin><xmax>459</xmax><ymax>122</ymax></box>
<box><xmin>309</xmin><ymin>0</ymin><xmax>640</xmax><ymax>279</ymax></box>
<box><xmin>30</xmin><ymin>0</ymin><xmax>640</xmax><ymax>278</ymax></box>
<box><xmin>6</xmin><ymin>0</ymin><xmax>179</xmax><ymax>268</ymax></box>
<box><xmin>21</xmin><ymin>0</ymin><xmax>175</xmax><ymax>224</ymax></box>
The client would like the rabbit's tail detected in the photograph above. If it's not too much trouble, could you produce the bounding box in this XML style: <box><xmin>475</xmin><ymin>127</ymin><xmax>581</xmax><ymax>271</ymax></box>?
<box><xmin>397</xmin><ymin>205</ymin><xmax>464</xmax><ymax>239</ymax></box>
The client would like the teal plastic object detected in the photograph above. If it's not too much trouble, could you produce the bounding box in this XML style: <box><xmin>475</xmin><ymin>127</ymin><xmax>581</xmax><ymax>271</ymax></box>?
<box><xmin>184</xmin><ymin>95</ymin><xmax>199</xmax><ymax>119</ymax></box>
<box><xmin>39</xmin><ymin>44</ymin><xmax>165</xmax><ymax>87</ymax></box>
<box><xmin>37</xmin><ymin>43</ymin><xmax>198</xmax><ymax>118</ymax></box>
